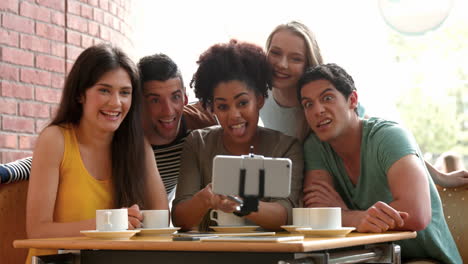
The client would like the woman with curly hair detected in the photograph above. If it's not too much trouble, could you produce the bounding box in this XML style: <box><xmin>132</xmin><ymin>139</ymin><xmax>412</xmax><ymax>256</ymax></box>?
<box><xmin>172</xmin><ymin>40</ymin><xmax>303</xmax><ymax>231</ymax></box>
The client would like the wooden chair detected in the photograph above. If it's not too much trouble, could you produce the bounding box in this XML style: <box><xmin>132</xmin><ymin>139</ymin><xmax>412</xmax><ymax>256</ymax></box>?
<box><xmin>0</xmin><ymin>181</ymin><xmax>29</xmax><ymax>264</ymax></box>
<box><xmin>438</xmin><ymin>186</ymin><xmax>468</xmax><ymax>263</ymax></box>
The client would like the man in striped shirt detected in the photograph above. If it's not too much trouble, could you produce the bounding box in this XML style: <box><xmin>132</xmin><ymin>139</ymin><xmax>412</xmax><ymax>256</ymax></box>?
<box><xmin>137</xmin><ymin>54</ymin><xmax>216</xmax><ymax>200</ymax></box>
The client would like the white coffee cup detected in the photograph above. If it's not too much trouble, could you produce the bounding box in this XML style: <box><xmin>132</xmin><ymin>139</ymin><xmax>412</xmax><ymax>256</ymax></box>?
<box><xmin>96</xmin><ymin>208</ymin><xmax>128</xmax><ymax>231</ymax></box>
<box><xmin>293</xmin><ymin>208</ymin><xmax>311</xmax><ymax>226</ymax></box>
<box><xmin>293</xmin><ymin>207</ymin><xmax>341</xmax><ymax>229</ymax></box>
<box><xmin>141</xmin><ymin>209</ymin><xmax>169</xmax><ymax>229</ymax></box>
<box><xmin>209</xmin><ymin>210</ymin><xmax>246</xmax><ymax>226</ymax></box>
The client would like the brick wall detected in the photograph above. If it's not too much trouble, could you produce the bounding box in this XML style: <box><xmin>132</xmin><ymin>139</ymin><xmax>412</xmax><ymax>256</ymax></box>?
<box><xmin>0</xmin><ymin>0</ymin><xmax>134</xmax><ymax>162</ymax></box>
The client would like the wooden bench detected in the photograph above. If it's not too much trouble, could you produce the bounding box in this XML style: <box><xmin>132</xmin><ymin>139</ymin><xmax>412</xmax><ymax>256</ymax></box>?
<box><xmin>439</xmin><ymin>186</ymin><xmax>468</xmax><ymax>262</ymax></box>
<box><xmin>0</xmin><ymin>181</ymin><xmax>29</xmax><ymax>264</ymax></box>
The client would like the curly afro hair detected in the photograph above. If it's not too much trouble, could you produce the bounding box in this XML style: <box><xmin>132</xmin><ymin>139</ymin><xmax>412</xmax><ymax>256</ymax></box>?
<box><xmin>190</xmin><ymin>39</ymin><xmax>272</xmax><ymax>109</ymax></box>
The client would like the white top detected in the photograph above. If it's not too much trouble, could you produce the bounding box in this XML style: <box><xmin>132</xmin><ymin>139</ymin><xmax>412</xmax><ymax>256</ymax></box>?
<box><xmin>259</xmin><ymin>90</ymin><xmax>303</xmax><ymax>138</ymax></box>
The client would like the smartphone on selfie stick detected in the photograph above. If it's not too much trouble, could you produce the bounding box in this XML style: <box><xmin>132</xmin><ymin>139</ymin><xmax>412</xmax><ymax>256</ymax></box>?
<box><xmin>212</xmin><ymin>147</ymin><xmax>292</xmax><ymax>215</ymax></box>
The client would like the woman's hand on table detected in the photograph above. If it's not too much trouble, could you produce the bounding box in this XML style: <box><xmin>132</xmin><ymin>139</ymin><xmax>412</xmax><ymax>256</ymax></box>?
<box><xmin>127</xmin><ymin>204</ymin><xmax>143</xmax><ymax>229</ymax></box>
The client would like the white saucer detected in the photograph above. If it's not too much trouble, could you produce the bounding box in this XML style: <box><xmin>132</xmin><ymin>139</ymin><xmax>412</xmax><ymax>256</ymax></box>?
<box><xmin>295</xmin><ymin>227</ymin><xmax>356</xmax><ymax>237</ymax></box>
<box><xmin>281</xmin><ymin>225</ymin><xmax>314</xmax><ymax>233</ymax></box>
<box><xmin>137</xmin><ymin>227</ymin><xmax>180</xmax><ymax>236</ymax></box>
<box><xmin>209</xmin><ymin>225</ymin><xmax>260</xmax><ymax>233</ymax></box>
<box><xmin>80</xmin><ymin>230</ymin><xmax>140</xmax><ymax>240</ymax></box>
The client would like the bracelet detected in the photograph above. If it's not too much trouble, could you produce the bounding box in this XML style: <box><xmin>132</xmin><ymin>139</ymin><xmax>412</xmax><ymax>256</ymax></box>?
<box><xmin>233</xmin><ymin>210</ymin><xmax>251</xmax><ymax>217</ymax></box>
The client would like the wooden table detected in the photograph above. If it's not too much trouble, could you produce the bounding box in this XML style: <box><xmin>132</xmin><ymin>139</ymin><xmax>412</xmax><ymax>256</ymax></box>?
<box><xmin>14</xmin><ymin>231</ymin><xmax>416</xmax><ymax>264</ymax></box>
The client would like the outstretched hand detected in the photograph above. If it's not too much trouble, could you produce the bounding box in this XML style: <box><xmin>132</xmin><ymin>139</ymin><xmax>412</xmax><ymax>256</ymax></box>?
<box><xmin>439</xmin><ymin>170</ymin><xmax>468</xmax><ymax>188</ymax></box>
<box><xmin>355</xmin><ymin>201</ymin><xmax>409</xmax><ymax>233</ymax></box>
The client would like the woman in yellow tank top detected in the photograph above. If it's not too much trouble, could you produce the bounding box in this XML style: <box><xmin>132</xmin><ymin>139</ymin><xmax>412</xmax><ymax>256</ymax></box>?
<box><xmin>25</xmin><ymin>44</ymin><xmax>169</xmax><ymax>263</ymax></box>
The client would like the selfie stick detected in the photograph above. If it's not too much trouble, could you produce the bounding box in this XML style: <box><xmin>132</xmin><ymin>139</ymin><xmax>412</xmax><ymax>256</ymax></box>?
<box><xmin>233</xmin><ymin>146</ymin><xmax>265</xmax><ymax>216</ymax></box>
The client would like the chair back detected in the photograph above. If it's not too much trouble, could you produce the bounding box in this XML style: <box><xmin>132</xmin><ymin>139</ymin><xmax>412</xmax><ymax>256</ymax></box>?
<box><xmin>0</xmin><ymin>181</ymin><xmax>29</xmax><ymax>264</ymax></box>
<box><xmin>439</xmin><ymin>186</ymin><xmax>468</xmax><ymax>262</ymax></box>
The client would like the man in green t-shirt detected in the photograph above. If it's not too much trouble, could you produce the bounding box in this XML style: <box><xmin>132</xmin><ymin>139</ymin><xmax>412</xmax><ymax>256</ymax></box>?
<box><xmin>298</xmin><ymin>63</ymin><xmax>461</xmax><ymax>263</ymax></box>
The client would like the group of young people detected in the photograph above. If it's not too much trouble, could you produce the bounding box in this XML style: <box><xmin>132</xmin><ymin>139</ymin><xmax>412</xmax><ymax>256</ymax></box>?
<box><xmin>0</xmin><ymin>21</ymin><xmax>465</xmax><ymax>263</ymax></box>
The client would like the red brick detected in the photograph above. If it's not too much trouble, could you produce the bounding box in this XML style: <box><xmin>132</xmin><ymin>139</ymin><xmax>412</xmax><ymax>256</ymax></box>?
<box><xmin>67</xmin><ymin>15</ymin><xmax>88</xmax><ymax>33</ymax></box>
<box><xmin>20</xmin><ymin>35</ymin><xmax>50</xmax><ymax>53</ymax></box>
<box><xmin>1</xmin><ymin>81</ymin><xmax>34</xmax><ymax>99</ymax></box>
<box><xmin>20</xmin><ymin>102</ymin><xmax>50</xmax><ymax>118</ymax></box>
<box><xmin>51</xmin><ymin>73</ymin><xmax>64</xmax><ymax>89</ymax></box>
<box><xmin>66</xmin><ymin>61</ymin><xmax>74</xmax><ymax>74</ymax></box>
<box><xmin>109</xmin><ymin>2</ymin><xmax>117</xmax><ymax>15</ymax></box>
<box><xmin>0</xmin><ymin>134</ymin><xmax>18</xmax><ymax>149</ymax></box>
<box><xmin>20</xmin><ymin>1</ymin><xmax>51</xmax><ymax>22</ymax></box>
<box><xmin>93</xmin><ymin>9</ymin><xmax>103</xmax><ymax>23</ymax></box>
<box><xmin>0</xmin><ymin>0</ymin><xmax>19</xmax><ymax>13</ymax></box>
<box><xmin>20</xmin><ymin>68</ymin><xmax>51</xmax><ymax>86</ymax></box>
<box><xmin>50</xmin><ymin>104</ymin><xmax>59</xmax><ymax>116</ymax></box>
<box><xmin>35</xmin><ymin>87</ymin><xmax>61</xmax><ymax>103</ymax></box>
<box><xmin>68</xmin><ymin>0</ymin><xmax>81</xmax><ymax>15</ymax></box>
<box><xmin>115</xmin><ymin>17</ymin><xmax>121</xmax><ymax>31</ymax></box>
<box><xmin>0</xmin><ymin>63</ymin><xmax>19</xmax><ymax>81</ymax></box>
<box><xmin>88</xmin><ymin>21</ymin><xmax>100</xmax><ymax>37</ymax></box>
<box><xmin>36</xmin><ymin>0</ymin><xmax>65</xmax><ymax>11</ymax></box>
<box><xmin>51</xmin><ymin>43</ymin><xmax>65</xmax><ymax>57</ymax></box>
<box><xmin>1</xmin><ymin>151</ymin><xmax>33</xmax><ymax>163</ymax></box>
<box><xmin>36</xmin><ymin>54</ymin><xmax>65</xmax><ymax>73</ymax></box>
<box><xmin>100</xmin><ymin>25</ymin><xmax>110</xmax><ymax>41</ymax></box>
<box><xmin>51</xmin><ymin>10</ymin><xmax>65</xmax><ymax>26</ymax></box>
<box><xmin>81</xmin><ymin>34</ymin><xmax>93</xmax><ymax>48</ymax></box>
<box><xmin>0</xmin><ymin>97</ymin><xmax>17</xmax><ymax>114</ymax></box>
<box><xmin>99</xmin><ymin>0</ymin><xmax>108</xmax><ymax>10</ymax></box>
<box><xmin>103</xmin><ymin>12</ymin><xmax>112</xmax><ymax>27</ymax></box>
<box><xmin>66</xmin><ymin>30</ymin><xmax>81</xmax><ymax>46</ymax></box>
<box><xmin>88</xmin><ymin>0</ymin><xmax>99</xmax><ymax>6</ymax></box>
<box><xmin>1</xmin><ymin>46</ymin><xmax>34</xmax><ymax>66</ymax></box>
<box><xmin>2</xmin><ymin>116</ymin><xmax>35</xmax><ymax>133</ymax></box>
<box><xmin>2</xmin><ymin>14</ymin><xmax>34</xmax><ymax>34</ymax></box>
<box><xmin>19</xmin><ymin>134</ymin><xmax>38</xmax><ymax>150</ymax></box>
<box><xmin>36</xmin><ymin>22</ymin><xmax>65</xmax><ymax>41</ymax></box>
<box><xmin>0</xmin><ymin>28</ymin><xmax>19</xmax><ymax>47</ymax></box>
<box><xmin>35</xmin><ymin>119</ymin><xmax>49</xmax><ymax>133</ymax></box>
<box><xmin>81</xmin><ymin>4</ymin><xmax>93</xmax><ymax>19</ymax></box>
<box><xmin>66</xmin><ymin>45</ymin><xmax>84</xmax><ymax>61</ymax></box>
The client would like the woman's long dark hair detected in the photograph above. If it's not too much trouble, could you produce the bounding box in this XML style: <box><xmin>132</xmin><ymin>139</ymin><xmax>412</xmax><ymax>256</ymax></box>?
<box><xmin>51</xmin><ymin>44</ymin><xmax>147</xmax><ymax>208</ymax></box>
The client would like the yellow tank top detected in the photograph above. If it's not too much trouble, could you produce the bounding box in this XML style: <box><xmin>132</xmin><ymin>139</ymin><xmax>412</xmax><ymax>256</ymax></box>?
<box><xmin>54</xmin><ymin>125</ymin><xmax>114</xmax><ymax>219</ymax></box>
<box><xmin>26</xmin><ymin>125</ymin><xmax>114</xmax><ymax>263</ymax></box>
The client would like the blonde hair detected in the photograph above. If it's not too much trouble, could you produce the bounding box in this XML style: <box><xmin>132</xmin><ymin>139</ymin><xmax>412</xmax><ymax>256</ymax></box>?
<box><xmin>265</xmin><ymin>21</ymin><xmax>324</xmax><ymax>141</ymax></box>
<box><xmin>265</xmin><ymin>21</ymin><xmax>323</xmax><ymax>68</ymax></box>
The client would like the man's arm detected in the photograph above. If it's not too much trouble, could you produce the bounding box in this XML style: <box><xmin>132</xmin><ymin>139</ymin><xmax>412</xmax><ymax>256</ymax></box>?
<box><xmin>386</xmin><ymin>154</ymin><xmax>431</xmax><ymax>230</ymax></box>
<box><xmin>183</xmin><ymin>101</ymin><xmax>217</xmax><ymax>130</ymax></box>
<box><xmin>303</xmin><ymin>154</ymin><xmax>431</xmax><ymax>233</ymax></box>
<box><xmin>0</xmin><ymin>157</ymin><xmax>32</xmax><ymax>184</ymax></box>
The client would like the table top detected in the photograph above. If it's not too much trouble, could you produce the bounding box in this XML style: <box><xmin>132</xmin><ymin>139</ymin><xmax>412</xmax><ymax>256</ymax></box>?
<box><xmin>14</xmin><ymin>231</ymin><xmax>416</xmax><ymax>253</ymax></box>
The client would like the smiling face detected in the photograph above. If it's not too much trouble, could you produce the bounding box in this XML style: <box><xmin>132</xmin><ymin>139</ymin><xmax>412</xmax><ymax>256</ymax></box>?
<box><xmin>300</xmin><ymin>79</ymin><xmax>358</xmax><ymax>143</ymax></box>
<box><xmin>267</xmin><ymin>29</ymin><xmax>307</xmax><ymax>92</ymax></box>
<box><xmin>212</xmin><ymin>80</ymin><xmax>264</xmax><ymax>151</ymax></box>
<box><xmin>143</xmin><ymin>78</ymin><xmax>187</xmax><ymax>145</ymax></box>
<box><xmin>80</xmin><ymin>67</ymin><xmax>132</xmax><ymax>133</ymax></box>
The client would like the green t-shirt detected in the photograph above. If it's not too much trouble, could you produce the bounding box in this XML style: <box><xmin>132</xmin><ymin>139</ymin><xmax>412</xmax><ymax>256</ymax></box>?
<box><xmin>304</xmin><ymin>118</ymin><xmax>461</xmax><ymax>264</ymax></box>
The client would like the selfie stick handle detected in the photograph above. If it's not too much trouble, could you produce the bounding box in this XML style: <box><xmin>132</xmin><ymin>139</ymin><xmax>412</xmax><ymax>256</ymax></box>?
<box><xmin>235</xmin><ymin>166</ymin><xmax>265</xmax><ymax>216</ymax></box>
